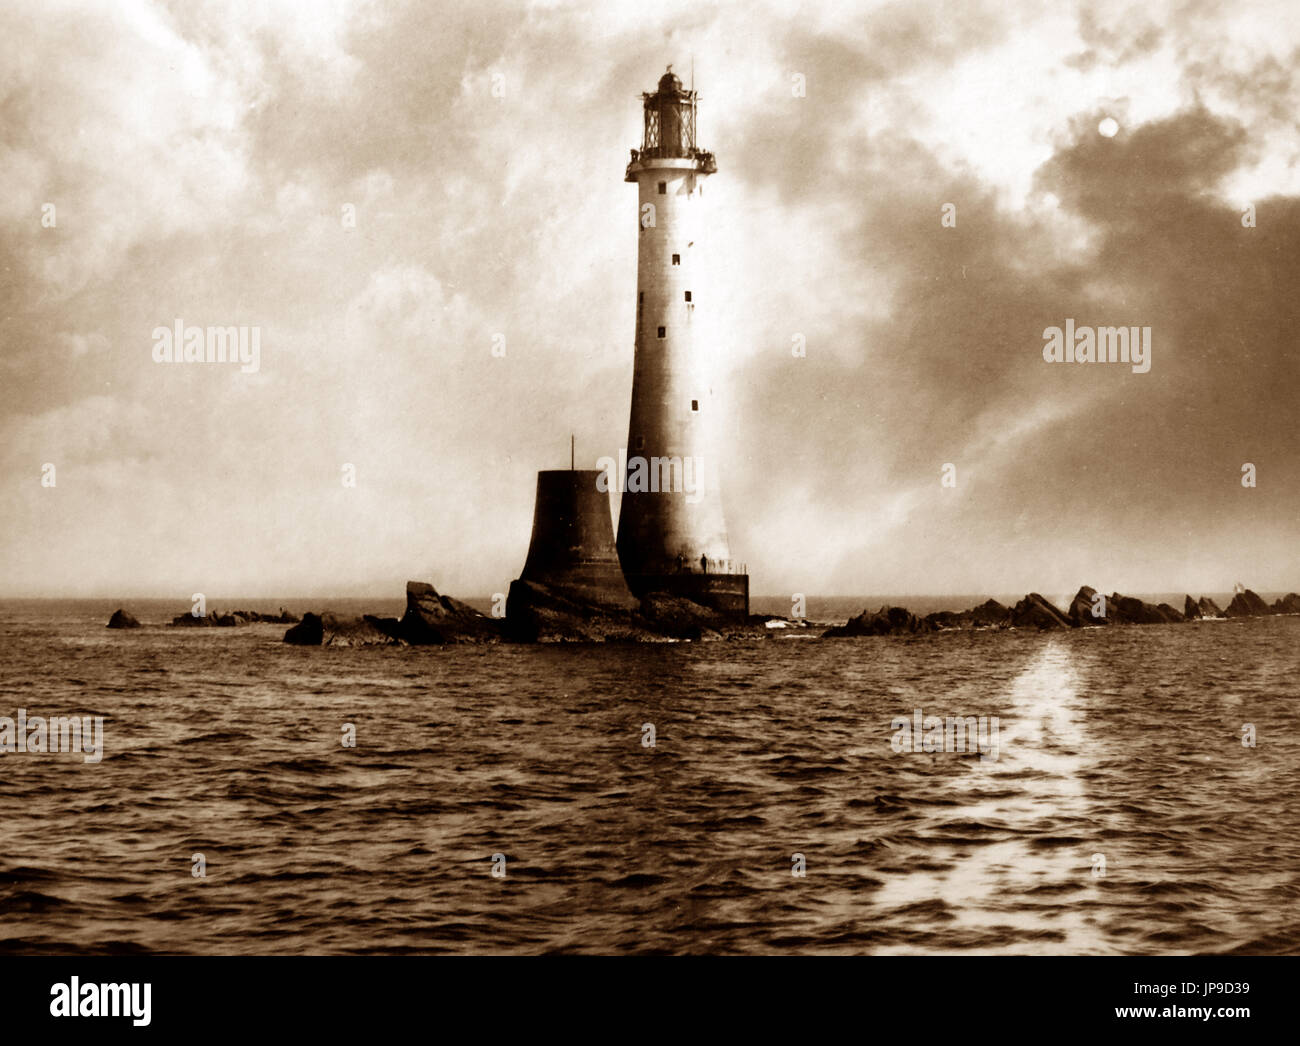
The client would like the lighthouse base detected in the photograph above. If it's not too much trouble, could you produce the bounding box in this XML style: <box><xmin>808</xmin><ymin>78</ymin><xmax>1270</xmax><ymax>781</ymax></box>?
<box><xmin>624</xmin><ymin>572</ymin><xmax>749</xmax><ymax>618</ymax></box>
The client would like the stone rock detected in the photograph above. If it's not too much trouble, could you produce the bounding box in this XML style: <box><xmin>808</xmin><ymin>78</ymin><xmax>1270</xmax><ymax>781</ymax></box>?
<box><xmin>504</xmin><ymin>579</ymin><xmax>664</xmax><ymax>642</ymax></box>
<box><xmin>284</xmin><ymin>613</ymin><xmax>324</xmax><ymax>645</ymax></box>
<box><xmin>1271</xmin><ymin>593</ymin><xmax>1300</xmax><ymax>614</ymax></box>
<box><xmin>1197</xmin><ymin>596</ymin><xmax>1224</xmax><ymax>619</ymax></box>
<box><xmin>106</xmin><ymin>609</ymin><xmax>141</xmax><ymax>629</ymax></box>
<box><xmin>170</xmin><ymin>612</ymin><xmax>214</xmax><ymax>627</ymax></box>
<box><xmin>824</xmin><ymin>606</ymin><xmax>933</xmax><ymax>637</ymax></box>
<box><xmin>229</xmin><ymin>608</ymin><xmax>299</xmax><ymax>624</ymax></box>
<box><xmin>399</xmin><ymin>581</ymin><xmax>501</xmax><ymax>644</ymax></box>
<box><xmin>638</xmin><ymin>592</ymin><xmax>732</xmax><ymax>640</ymax></box>
<box><xmin>1010</xmin><ymin>593</ymin><xmax>1071</xmax><ymax>629</ymax></box>
<box><xmin>1068</xmin><ymin>588</ymin><xmax>1181</xmax><ymax>626</ymax></box>
<box><xmin>925</xmin><ymin>599</ymin><xmax>1011</xmax><ymax>630</ymax></box>
<box><xmin>1106</xmin><ymin>593</ymin><xmax>1183</xmax><ymax>624</ymax></box>
<box><xmin>321</xmin><ymin>613</ymin><xmax>402</xmax><ymax>647</ymax></box>
<box><xmin>1225</xmin><ymin>589</ymin><xmax>1272</xmax><ymax>618</ymax></box>
<box><xmin>1183</xmin><ymin>595</ymin><xmax>1202</xmax><ymax>620</ymax></box>
<box><xmin>967</xmin><ymin>598</ymin><xmax>1012</xmax><ymax>627</ymax></box>
<box><xmin>1068</xmin><ymin>586</ymin><xmax>1107</xmax><ymax>626</ymax></box>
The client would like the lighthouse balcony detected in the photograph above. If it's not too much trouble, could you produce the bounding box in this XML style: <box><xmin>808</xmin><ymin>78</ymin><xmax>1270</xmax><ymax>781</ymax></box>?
<box><xmin>625</xmin><ymin>148</ymin><xmax>718</xmax><ymax>181</ymax></box>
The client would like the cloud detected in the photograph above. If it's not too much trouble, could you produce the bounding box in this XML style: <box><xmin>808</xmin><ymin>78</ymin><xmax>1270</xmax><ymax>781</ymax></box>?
<box><xmin>1</xmin><ymin>0</ymin><xmax>1297</xmax><ymax>599</ymax></box>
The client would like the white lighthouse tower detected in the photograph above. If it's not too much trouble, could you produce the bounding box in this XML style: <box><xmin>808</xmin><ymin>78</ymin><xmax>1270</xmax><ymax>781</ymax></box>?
<box><xmin>616</xmin><ymin>67</ymin><xmax>748</xmax><ymax>616</ymax></box>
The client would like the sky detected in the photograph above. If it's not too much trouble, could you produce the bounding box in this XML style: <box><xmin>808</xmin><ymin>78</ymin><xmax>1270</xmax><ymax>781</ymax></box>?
<box><xmin>1</xmin><ymin>0</ymin><xmax>1298</xmax><ymax>601</ymax></box>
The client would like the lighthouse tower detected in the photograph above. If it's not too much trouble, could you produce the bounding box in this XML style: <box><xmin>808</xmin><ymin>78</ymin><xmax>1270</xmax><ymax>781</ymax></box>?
<box><xmin>616</xmin><ymin>67</ymin><xmax>748</xmax><ymax>616</ymax></box>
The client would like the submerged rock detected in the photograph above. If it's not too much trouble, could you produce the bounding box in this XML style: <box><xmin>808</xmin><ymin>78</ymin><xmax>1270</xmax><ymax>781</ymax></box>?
<box><xmin>170</xmin><ymin>612</ymin><xmax>214</xmax><ymax>627</ymax></box>
<box><xmin>1225</xmin><ymin>589</ymin><xmax>1272</xmax><ymax>618</ymax></box>
<box><xmin>106</xmin><ymin>608</ymin><xmax>141</xmax><ymax>629</ymax></box>
<box><xmin>284</xmin><ymin>612</ymin><xmax>324</xmax><ymax>645</ymax></box>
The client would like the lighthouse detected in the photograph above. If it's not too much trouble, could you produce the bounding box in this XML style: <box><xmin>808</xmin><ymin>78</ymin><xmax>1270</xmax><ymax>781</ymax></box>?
<box><xmin>616</xmin><ymin>67</ymin><xmax>749</xmax><ymax>616</ymax></box>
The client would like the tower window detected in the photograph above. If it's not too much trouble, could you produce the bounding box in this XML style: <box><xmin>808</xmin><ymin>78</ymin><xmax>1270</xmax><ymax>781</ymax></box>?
<box><xmin>658</xmin><ymin>182</ymin><xmax>666</xmax><ymax>194</ymax></box>
<box><xmin>671</xmin><ymin>253</ymin><xmax>680</xmax><ymax>265</ymax></box>
<box><xmin>691</xmin><ymin>400</ymin><xmax>699</xmax><ymax>412</ymax></box>
<box><xmin>639</xmin><ymin>291</ymin><xmax>644</xmax><ymax>303</ymax></box>
<box><xmin>657</xmin><ymin>326</ymin><xmax>666</xmax><ymax>338</ymax></box>
<box><xmin>684</xmin><ymin>291</ymin><xmax>691</xmax><ymax>302</ymax></box>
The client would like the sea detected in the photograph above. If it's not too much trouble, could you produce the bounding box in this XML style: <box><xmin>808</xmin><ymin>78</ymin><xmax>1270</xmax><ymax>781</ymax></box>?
<box><xmin>0</xmin><ymin>595</ymin><xmax>1296</xmax><ymax>955</ymax></box>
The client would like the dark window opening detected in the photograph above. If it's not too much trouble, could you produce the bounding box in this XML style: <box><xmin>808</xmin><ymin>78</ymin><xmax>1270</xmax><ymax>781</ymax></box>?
<box><xmin>691</xmin><ymin>400</ymin><xmax>699</xmax><ymax>412</ymax></box>
<box><xmin>657</xmin><ymin>182</ymin><xmax>666</xmax><ymax>195</ymax></box>
<box><xmin>671</xmin><ymin>253</ymin><xmax>680</xmax><ymax>265</ymax></box>
<box><xmin>657</xmin><ymin>326</ymin><xmax>666</xmax><ymax>338</ymax></box>
<box><xmin>684</xmin><ymin>291</ymin><xmax>691</xmax><ymax>302</ymax></box>
<box><xmin>639</xmin><ymin>291</ymin><xmax>644</xmax><ymax>303</ymax></box>
<box><xmin>635</xmin><ymin>436</ymin><xmax>645</xmax><ymax>450</ymax></box>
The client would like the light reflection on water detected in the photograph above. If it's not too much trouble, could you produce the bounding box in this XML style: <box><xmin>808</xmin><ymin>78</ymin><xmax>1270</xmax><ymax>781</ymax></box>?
<box><xmin>1</xmin><ymin>603</ymin><xmax>1298</xmax><ymax>954</ymax></box>
<box><xmin>874</xmin><ymin>640</ymin><xmax>1108</xmax><ymax>954</ymax></box>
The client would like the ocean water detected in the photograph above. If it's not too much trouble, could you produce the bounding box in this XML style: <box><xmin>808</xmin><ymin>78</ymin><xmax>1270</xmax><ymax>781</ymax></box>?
<box><xmin>0</xmin><ymin>599</ymin><xmax>1297</xmax><ymax>955</ymax></box>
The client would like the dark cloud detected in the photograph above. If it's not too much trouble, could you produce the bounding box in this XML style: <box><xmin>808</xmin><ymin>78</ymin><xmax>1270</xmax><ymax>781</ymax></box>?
<box><xmin>727</xmin><ymin>102</ymin><xmax>1299</xmax><ymax>592</ymax></box>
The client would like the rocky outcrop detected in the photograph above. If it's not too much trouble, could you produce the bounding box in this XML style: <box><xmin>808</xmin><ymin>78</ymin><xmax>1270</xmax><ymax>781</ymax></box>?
<box><xmin>1184</xmin><ymin>596</ymin><xmax>1226</xmax><ymax>620</ymax></box>
<box><xmin>1271</xmin><ymin>593</ymin><xmax>1300</xmax><ymax>614</ymax></box>
<box><xmin>278</xmin><ymin>580</ymin><xmax>765</xmax><ymax>647</ymax></box>
<box><xmin>1198</xmin><ymin>597</ymin><xmax>1224</xmax><ymax>618</ymax></box>
<box><xmin>106</xmin><ymin>609</ymin><xmax>141</xmax><ymax>629</ymax></box>
<box><xmin>1068</xmin><ymin>587</ymin><xmax>1181</xmax><ymax>625</ymax></box>
<box><xmin>229</xmin><ymin>608</ymin><xmax>298</xmax><ymax>624</ymax></box>
<box><xmin>273</xmin><ymin>576</ymin><xmax>1296</xmax><ymax>648</ymax></box>
<box><xmin>1225</xmin><ymin>589</ymin><xmax>1272</xmax><ymax>618</ymax></box>
<box><xmin>925</xmin><ymin>599</ymin><xmax>1011</xmax><ymax>630</ymax></box>
<box><xmin>399</xmin><ymin>581</ymin><xmax>501</xmax><ymax>644</ymax></box>
<box><xmin>1069</xmin><ymin>586</ymin><xmax>1106</xmax><ymax>626</ymax></box>
<box><xmin>283</xmin><ymin>584</ymin><xmax>501</xmax><ymax>646</ymax></box>
<box><xmin>284</xmin><ymin>613</ymin><xmax>324</xmax><ymax>645</ymax></box>
<box><xmin>319</xmin><ymin>613</ymin><xmax>403</xmax><ymax>647</ymax></box>
<box><xmin>1010</xmin><ymin>593</ymin><xmax>1072</xmax><ymax>629</ymax></box>
<box><xmin>173</xmin><ymin>607</ymin><xmax>299</xmax><ymax>627</ymax></box>
<box><xmin>1108</xmin><ymin>593</ymin><xmax>1182</xmax><ymax>624</ymax></box>
<box><xmin>170</xmin><ymin>611</ymin><xmax>238</xmax><ymax>627</ymax></box>
<box><xmin>504</xmin><ymin>579</ymin><xmax>666</xmax><ymax>642</ymax></box>
<box><xmin>637</xmin><ymin>592</ymin><xmax>732</xmax><ymax>640</ymax></box>
<box><xmin>824</xmin><ymin>606</ymin><xmax>933</xmax><ymax>637</ymax></box>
